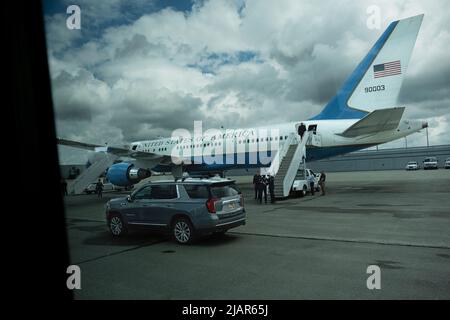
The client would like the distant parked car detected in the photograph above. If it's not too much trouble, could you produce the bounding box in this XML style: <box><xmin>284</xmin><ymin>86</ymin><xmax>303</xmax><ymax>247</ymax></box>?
<box><xmin>445</xmin><ymin>158</ymin><xmax>450</xmax><ymax>169</ymax></box>
<box><xmin>84</xmin><ymin>182</ymin><xmax>131</xmax><ymax>194</ymax></box>
<box><xmin>423</xmin><ymin>157</ymin><xmax>438</xmax><ymax>170</ymax></box>
<box><xmin>405</xmin><ymin>161</ymin><xmax>419</xmax><ymax>170</ymax></box>
<box><xmin>105</xmin><ymin>178</ymin><xmax>246</xmax><ymax>244</ymax></box>
<box><xmin>292</xmin><ymin>168</ymin><xmax>321</xmax><ymax>196</ymax></box>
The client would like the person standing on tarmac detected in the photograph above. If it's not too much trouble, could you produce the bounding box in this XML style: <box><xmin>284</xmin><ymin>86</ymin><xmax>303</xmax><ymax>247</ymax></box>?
<box><xmin>261</xmin><ymin>175</ymin><xmax>268</xmax><ymax>204</ymax></box>
<box><xmin>268</xmin><ymin>175</ymin><xmax>276</xmax><ymax>203</ymax></box>
<box><xmin>61</xmin><ymin>178</ymin><xmax>68</xmax><ymax>196</ymax></box>
<box><xmin>253</xmin><ymin>172</ymin><xmax>260</xmax><ymax>200</ymax></box>
<box><xmin>256</xmin><ymin>174</ymin><xmax>265</xmax><ymax>204</ymax></box>
<box><xmin>96</xmin><ymin>178</ymin><xmax>104</xmax><ymax>198</ymax></box>
<box><xmin>319</xmin><ymin>171</ymin><xmax>326</xmax><ymax>196</ymax></box>
<box><xmin>307</xmin><ymin>173</ymin><xmax>315</xmax><ymax>196</ymax></box>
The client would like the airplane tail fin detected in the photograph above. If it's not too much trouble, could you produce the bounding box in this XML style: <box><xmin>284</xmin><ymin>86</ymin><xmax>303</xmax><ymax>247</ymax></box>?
<box><xmin>311</xmin><ymin>14</ymin><xmax>423</xmax><ymax>120</ymax></box>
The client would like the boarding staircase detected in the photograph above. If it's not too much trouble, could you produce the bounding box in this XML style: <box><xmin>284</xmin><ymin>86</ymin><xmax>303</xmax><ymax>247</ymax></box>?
<box><xmin>67</xmin><ymin>153</ymin><xmax>118</xmax><ymax>195</ymax></box>
<box><xmin>261</xmin><ymin>129</ymin><xmax>321</xmax><ymax>198</ymax></box>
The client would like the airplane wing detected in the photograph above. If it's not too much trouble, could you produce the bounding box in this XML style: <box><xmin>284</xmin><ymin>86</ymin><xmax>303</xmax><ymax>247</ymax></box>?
<box><xmin>57</xmin><ymin>138</ymin><xmax>163</xmax><ymax>160</ymax></box>
<box><xmin>56</xmin><ymin>138</ymin><xmax>102</xmax><ymax>151</ymax></box>
<box><xmin>339</xmin><ymin>107</ymin><xmax>405</xmax><ymax>137</ymax></box>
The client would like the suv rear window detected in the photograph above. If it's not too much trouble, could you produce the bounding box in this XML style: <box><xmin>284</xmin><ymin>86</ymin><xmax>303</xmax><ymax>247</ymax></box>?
<box><xmin>184</xmin><ymin>185</ymin><xmax>210</xmax><ymax>199</ymax></box>
<box><xmin>210</xmin><ymin>184</ymin><xmax>240</xmax><ymax>198</ymax></box>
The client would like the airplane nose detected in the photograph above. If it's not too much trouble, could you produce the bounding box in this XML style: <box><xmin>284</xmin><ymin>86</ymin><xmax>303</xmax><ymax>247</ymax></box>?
<box><xmin>422</xmin><ymin>121</ymin><xmax>428</xmax><ymax>129</ymax></box>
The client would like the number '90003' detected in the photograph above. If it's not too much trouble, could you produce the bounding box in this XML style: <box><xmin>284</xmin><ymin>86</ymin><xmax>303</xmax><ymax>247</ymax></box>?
<box><xmin>365</xmin><ymin>85</ymin><xmax>385</xmax><ymax>93</ymax></box>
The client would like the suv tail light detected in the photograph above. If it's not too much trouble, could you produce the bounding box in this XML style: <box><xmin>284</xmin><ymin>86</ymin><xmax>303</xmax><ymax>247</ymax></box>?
<box><xmin>206</xmin><ymin>198</ymin><xmax>219</xmax><ymax>213</ymax></box>
<box><xmin>240</xmin><ymin>195</ymin><xmax>244</xmax><ymax>208</ymax></box>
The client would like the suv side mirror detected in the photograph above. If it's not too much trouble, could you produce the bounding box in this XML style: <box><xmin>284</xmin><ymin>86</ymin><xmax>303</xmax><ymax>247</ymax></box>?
<box><xmin>126</xmin><ymin>195</ymin><xmax>133</xmax><ymax>202</ymax></box>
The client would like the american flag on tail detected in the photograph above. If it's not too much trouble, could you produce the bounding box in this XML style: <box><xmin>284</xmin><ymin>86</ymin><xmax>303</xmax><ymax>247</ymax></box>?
<box><xmin>373</xmin><ymin>60</ymin><xmax>402</xmax><ymax>78</ymax></box>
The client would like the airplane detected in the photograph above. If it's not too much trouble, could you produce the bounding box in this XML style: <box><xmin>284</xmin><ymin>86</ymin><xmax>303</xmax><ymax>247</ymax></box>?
<box><xmin>58</xmin><ymin>14</ymin><xmax>427</xmax><ymax>188</ymax></box>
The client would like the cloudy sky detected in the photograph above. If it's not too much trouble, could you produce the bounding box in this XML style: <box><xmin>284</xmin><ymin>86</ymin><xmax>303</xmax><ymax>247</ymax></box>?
<box><xmin>43</xmin><ymin>0</ymin><xmax>450</xmax><ymax>164</ymax></box>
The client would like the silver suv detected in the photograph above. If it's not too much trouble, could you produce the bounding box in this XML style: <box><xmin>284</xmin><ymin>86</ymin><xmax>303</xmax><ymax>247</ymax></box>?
<box><xmin>105</xmin><ymin>178</ymin><xmax>245</xmax><ymax>244</ymax></box>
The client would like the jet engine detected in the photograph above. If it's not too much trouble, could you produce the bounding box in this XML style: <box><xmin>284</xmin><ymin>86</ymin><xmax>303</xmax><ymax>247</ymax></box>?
<box><xmin>106</xmin><ymin>162</ymin><xmax>151</xmax><ymax>186</ymax></box>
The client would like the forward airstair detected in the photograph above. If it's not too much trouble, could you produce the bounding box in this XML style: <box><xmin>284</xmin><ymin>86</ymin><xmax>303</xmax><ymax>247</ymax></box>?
<box><xmin>261</xmin><ymin>127</ymin><xmax>321</xmax><ymax>198</ymax></box>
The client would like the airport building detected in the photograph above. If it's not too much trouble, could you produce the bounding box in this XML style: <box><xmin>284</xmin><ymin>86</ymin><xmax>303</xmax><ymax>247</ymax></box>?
<box><xmin>307</xmin><ymin>144</ymin><xmax>450</xmax><ymax>172</ymax></box>
<box><xmin>224</xmin><ymin>144</ymin><xmax>450</xmax><ymax>175</ymax></box>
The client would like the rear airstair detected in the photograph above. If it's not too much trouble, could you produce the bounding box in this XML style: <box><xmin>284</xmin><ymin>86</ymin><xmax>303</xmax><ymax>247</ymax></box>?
<box><xmin>261</xmin><ymin>128</ymin><xmax>321</xmax><ymax>198</ymax></box>
<box><xmin>67</xmin><ymin>153</ymin><xmax>118</xmax><ymax>195</ymax></box>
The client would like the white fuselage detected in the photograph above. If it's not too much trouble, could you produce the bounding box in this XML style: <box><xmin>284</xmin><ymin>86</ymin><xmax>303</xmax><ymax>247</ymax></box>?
<box><xmin>128</xmin><ymin>118</ymin><xmax>425</xmax><ymax>171</ymax></box>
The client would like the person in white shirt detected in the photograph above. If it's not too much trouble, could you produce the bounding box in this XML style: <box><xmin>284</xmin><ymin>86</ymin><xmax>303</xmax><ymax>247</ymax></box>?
<box><xmin>307</xmin><ymin>174</ymin><xmax>315</xmax><ymax>196</ymax></box>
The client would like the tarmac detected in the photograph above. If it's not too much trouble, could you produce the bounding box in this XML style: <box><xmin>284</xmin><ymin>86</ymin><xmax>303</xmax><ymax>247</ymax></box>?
<box><xmin>64</xmin><ymin>169</ymin><xmax>450</xmax><ymax>299</ymax></box>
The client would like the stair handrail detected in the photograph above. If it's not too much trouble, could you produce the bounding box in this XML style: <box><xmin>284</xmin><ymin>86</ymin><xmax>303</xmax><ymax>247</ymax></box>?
<box><xmin>281</xmin><ymin>131</ymin><xmax>310</xmax><ymax>197</ymax></box>
<box><xmin>262</xmin><ymin>133</ymin><xmax>297</xmax><ymax>176</ymax></box>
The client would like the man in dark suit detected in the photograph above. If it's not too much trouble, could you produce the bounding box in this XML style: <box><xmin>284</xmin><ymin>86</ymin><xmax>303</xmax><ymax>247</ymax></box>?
<box><xmin>96</xmin><ymin>179</ymin><xmax>104</xmax><ymax>198</ymax></box>
<box><xmin>298</xmin><ymin>122</ymin><xmax>307</xmax><ymax>140</ymax></box>
<box><xmin>261</xmin><ymin>175</ymin><xmax>268</xmax><ymax>204</ymax></box>
<box><xmin>253</xmin><ymin>172</ymin><xmax>260</xmax><ymax>199</ymax></box>
<box><xmin>256</xmin><ymin>174</ymin><xmax>266</xmax><ymax>204</ymax></box>
<box><xmin>268</xmin><ymin>175</ymin><xmax>275</xmax><ymax>203</ymax></box>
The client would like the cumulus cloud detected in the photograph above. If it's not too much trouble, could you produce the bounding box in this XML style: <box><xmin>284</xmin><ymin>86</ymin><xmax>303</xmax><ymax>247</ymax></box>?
<box><xmin>52</xmin><ymin>69</ymin><xmax>111</xmax><ymax>121</ymax></box>
<box><xmin>108</xmin><ymin>86</ymin><xmax>204</xmax><ymax>140</ymax></box>
<box><xmin>44</xmin><ymin>0</ymin><xmax>450</xmax><ymax>163</ymax></box>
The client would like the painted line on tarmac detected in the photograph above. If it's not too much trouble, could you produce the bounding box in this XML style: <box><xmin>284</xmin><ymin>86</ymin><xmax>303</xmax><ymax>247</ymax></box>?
<box><xmin>252</xmin><ymin>196</ymin><xmax>322</xmax><ymax>213</ymax></box>
<box><xmin>229</xmin><ymin>231</ymin><xmax>450</xmax><ymax>250</ymax></box>
<box><xmin>74</xmin><ymin>238</ymin><xmax>168</xmax><ymax>265</ymax></box>
<box><xmin>67</xmin><ymin>217</ymin><xmax>168</xmax><ymax>265</ymax></box>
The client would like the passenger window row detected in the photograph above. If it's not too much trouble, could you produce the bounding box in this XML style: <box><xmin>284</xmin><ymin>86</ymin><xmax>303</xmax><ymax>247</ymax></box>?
<box><xmin>175</xmin><ymin>136</ymin><xmax>289</xmax><ymax>150</ymax></box>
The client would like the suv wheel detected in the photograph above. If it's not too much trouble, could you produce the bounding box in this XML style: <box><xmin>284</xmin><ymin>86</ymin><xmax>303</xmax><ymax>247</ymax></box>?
<box><xmin>173</xmin><ymin>218</ymin><xmax>195</xmax><ymax>244</ymax></box>
<box><xmin>109</xmin><ymin>214</ymin><xmax>127</xmax><ymax>237</ymax></box>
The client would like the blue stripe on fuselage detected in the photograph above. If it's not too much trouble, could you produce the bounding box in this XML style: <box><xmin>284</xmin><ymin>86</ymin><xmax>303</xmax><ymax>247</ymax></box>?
<box><xmin>151</xmin><ymin>145</ymin><xmax>375</xmax><ymax>172</ymax></box>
